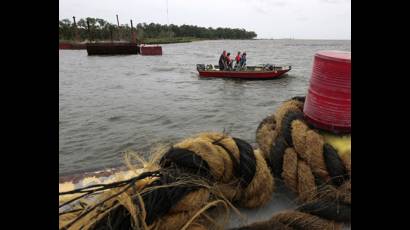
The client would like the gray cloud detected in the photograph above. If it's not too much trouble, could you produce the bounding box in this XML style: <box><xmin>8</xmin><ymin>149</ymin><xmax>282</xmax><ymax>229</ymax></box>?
<box><xmin>274</xmin><ymin>1</ymin><xmax>288</xmax><ymax>7</ymax></box>
<box><xmin>60</xmin><ymin>0</ymin><xmax>350</xmax><ymax>40</ymax></box>
<box><xmin>320</xmin><ymin>0</ymin><xmax>349</xmax><ymax>3</ymax></box>
<box><xmin>254</xmin><ymin>6</ymin><xmax>270</xmax><ymax>14</ymax></box>
<box><xmin>250</xmin><ymin>0</ymin><xmax>289</xmax><ymax>15</ymax></box>
<box><xmin>240</xmin><ymin>0</ymin><xmax>289</xmax><ymax>7</ymax></box>
<box><xmin>296</xmin><ymin>16</ymin><xmax>309</xmax><ymax>21</ymax></box>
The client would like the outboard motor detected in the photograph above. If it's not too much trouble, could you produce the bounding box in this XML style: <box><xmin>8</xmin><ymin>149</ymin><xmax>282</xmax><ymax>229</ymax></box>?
<box><xmin>196</xmin><ymin>64</ymin><xmax>205</xmax><ymax>71</ymax></box>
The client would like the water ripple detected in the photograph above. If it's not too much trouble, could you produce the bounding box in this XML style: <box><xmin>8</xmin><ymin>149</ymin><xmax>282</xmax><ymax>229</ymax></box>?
<box><xmin>59</xmin><ymin>39</ymin><xmax>350</xmax><ymax>175</ymax></box>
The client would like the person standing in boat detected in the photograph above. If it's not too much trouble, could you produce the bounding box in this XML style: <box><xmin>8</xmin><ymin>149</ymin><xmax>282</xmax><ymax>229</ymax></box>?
<box><xmin>226</xmin><ymin>52</ymin><xmax>233</xmax><ymax>70</ymax></box>
<box><xmin>235</xmin><ymin>51</ymin><xmax>241</xmax><ymax>70</ymax></box>
<box><xmin>219</xmin><ymin>50</ymin><xmax>228</xmax><ymax>70</ymax></box>
<box><xmin>240</xmin><ymin>52</ymin><xmax>247</xmax><ymax>68</ymax></box>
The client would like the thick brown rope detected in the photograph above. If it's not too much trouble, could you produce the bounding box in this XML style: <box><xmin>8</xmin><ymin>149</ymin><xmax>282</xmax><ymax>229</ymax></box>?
<box><xmin>252</xmin><ymin>97</ymin><xmax>351</xmax><ymax>228</ymax></box>
<box><xmin>59</xmin><ymin>133</ymin><xmax>273</xmax><ymax>230</ymax></box>
<box><xmin>59</xmin><ymin>98</ymin><xmax>350</xmax><ymax>229</ymax></box>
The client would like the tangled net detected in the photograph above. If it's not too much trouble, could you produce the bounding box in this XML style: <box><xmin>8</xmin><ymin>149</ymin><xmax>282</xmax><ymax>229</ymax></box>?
<box><xmin>59</xmin><ymin>97</ymin><xmax>351</xmax><ymax>230</ymax></box>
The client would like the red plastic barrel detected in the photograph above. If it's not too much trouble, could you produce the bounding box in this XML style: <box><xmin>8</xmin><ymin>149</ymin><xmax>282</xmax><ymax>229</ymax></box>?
<box><xmin>303</xmin><ymin>50</ymin><xmax>351</xmax><ymax>133</ymax></box>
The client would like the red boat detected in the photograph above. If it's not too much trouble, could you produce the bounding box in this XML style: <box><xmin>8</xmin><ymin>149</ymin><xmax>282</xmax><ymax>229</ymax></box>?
<box><xmin>196</xmin><ymin>64</ymin><xmax>291</xmax><ymax>79</ymax></box>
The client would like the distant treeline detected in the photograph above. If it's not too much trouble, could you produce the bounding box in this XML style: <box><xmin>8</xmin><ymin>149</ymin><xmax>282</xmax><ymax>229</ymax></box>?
<box><xmin>59</xmin><ymin>17</ymin><xmax>257</xmax><ymax>42</ymax></box>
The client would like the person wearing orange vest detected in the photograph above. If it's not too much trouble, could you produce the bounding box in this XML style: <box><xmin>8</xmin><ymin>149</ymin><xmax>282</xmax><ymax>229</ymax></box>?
<box><xmin>235</xmin><ymin>51</ymin><xmax>241</xmax><ymax>70</ymax></box>
<box><xmin>226</xmin><ymin>52</ymin><xmax>233</xmax><ymax>70</ymax></box>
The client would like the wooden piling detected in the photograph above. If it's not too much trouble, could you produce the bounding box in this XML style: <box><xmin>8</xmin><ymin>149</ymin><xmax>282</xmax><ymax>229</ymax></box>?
<box><xmin>116</xmin><ymin>14</ymin><xmax>121</xmax><ymax>41</ymax></box>
<box><xmin>86</xmin><ymin>19</ymin><xmax>92</xmax><ymax>41</ymax></box>
<box><xmin>130</xmin><ymin>19</ymin><xmax>136</xmax><ymax>43</ymax></box>
<box><xmin>72</xmin><ymin>16</ymin><xmax>80</xmax><ymax>42</ymax></box>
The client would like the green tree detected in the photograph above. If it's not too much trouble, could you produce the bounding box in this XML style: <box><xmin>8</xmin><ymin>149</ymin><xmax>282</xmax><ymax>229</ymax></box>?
<box><xmin>59</xmin><ymin>18</ymin><xmax>257</xmax><ymax>42</ymax></box>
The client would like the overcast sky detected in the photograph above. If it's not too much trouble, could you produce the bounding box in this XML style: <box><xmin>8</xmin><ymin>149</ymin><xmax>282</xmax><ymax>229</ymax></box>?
<box><xmin>59</xmin><ymin>0</ymin><xmax>350</xmax><ymax>40</ymax></box>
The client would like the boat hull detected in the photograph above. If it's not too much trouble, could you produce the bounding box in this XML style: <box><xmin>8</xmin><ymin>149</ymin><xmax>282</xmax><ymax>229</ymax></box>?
<box><xmin>198</xmin><ymin>69</ymin><xmax>290</xmax><ymax>79</ymax></box>
<box><xmin>86</xmin><ymin>42</ymin><xmax>140</xmax><ymax>55</ymax></box>
<box><xmin>59</xmin><ymin>42</ymin><xmax>86</xmax><ymax>50</ymax></box>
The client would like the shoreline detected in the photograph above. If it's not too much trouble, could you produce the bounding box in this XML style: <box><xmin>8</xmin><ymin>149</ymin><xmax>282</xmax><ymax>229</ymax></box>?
<box><xmin>59</xmin><ymin>37</ymin><xmax>350</xmax><ymax>47</ymax></box>
<box><xmin>59</xmin><ymin>37</ymin><xmax>258</xmax><ymax>46</ymax></box>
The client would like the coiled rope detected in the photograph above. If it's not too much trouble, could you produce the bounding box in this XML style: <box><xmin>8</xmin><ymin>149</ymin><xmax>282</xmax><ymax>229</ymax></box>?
<box><xmin>59</xmin><ymin>132</ymin><xmax>274</xmax><ymax>230</ymax></box>
<box><xmin>241</xmin><ymin>96</ymin><xmax>351</xmax><ymax>229</ymax></box>
<box><xmin>59</xmin><ymin>97</ymin><xmax>351</xmax><ymax>230</ymax></box>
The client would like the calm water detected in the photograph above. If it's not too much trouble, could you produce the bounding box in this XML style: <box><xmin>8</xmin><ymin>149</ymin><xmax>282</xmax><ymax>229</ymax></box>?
<box><xmin>59</xmin><ymin>39</ymin><xmax>350</xmax><ymax>176</ymax></box>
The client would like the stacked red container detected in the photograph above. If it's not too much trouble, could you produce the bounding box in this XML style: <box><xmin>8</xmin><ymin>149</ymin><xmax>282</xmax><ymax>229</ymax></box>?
<box><xmin>140</xmin><ymin>46</ymin><xmax>163</xmax><ymax>55</ymax></box>
<box><xmin>303</xmin><ymin>50</ymin><xmax>351</xmax><ymax>133</ymax></box>
<box><xmin>59</xmin><ymin>42</ymin><xmax>73</xmax><ymax>49</ymax></box>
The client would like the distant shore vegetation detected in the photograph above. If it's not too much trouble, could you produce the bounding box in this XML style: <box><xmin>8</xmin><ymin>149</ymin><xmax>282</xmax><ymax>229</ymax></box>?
<box><xmin>59</xmin><ymin>17</ymin><xmax>257</xmax><ymax>44</ymax></box>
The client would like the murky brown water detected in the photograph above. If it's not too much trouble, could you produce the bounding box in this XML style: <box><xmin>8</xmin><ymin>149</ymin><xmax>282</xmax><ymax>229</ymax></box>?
<box><xmin>59</xmin><ymin>39</ymin><xmax>350</xmax><ymax>176</ymax></box>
